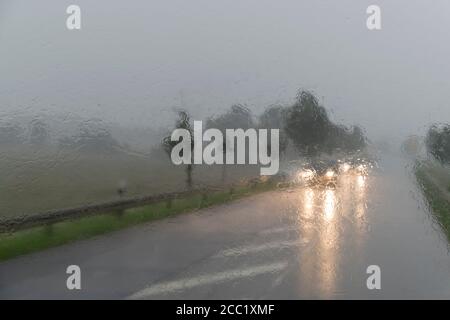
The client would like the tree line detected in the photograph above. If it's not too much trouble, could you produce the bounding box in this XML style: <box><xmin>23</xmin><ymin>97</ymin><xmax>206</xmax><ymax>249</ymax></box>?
<box><xmin>163</xmin><ymin>90</ymin><xmax>367</xmax><ymax>188</ymax></box>
<box><xmin>426</xmin><ymin>124</ymin><xmax>450</xmax><ymax>164</ymax></box>
<box><xmin>0</xmin><ymin>118</ymin><xmax>121</xmax><ymax>153</ymax></box>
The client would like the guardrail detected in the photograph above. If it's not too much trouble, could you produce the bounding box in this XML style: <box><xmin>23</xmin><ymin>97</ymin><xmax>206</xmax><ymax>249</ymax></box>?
<box><xmin>0</xmin><ymin>175</ymin><xmax>285</xmax><ymax>233</ymax></box>
<box><xmin>0</xmin><ymin>187</ymin><xmax>218</xmax><ymax>233</ymax></box>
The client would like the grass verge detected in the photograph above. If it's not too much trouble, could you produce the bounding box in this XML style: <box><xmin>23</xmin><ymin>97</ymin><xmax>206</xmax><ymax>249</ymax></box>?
<box><xmin>0</xmin><ymin>181</ymin><xmax>277</xmax><ymax>262</ymax></box>
<box><xmin>415</xmin><ymin>163</ymin><xmax>450</xmax><ymax>240</ymax></box>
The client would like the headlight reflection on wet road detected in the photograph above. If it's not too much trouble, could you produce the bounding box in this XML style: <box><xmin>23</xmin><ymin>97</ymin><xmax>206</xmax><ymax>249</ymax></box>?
<box><xmin>357</xmin><ymin>175</ymin><xmax>366</xmax><ymax>188</ymax></box>
<box><xmin>323</xmin><ymin>189</ymin><xmax>336</xmax><ymax>222</ymax></box>
<box><xmin>303</xmin><ymin>188</ymin><xmax>315</xmax><ymax>218</ymax></box>
<box><xmin>295</xmin><ymin>170</ymin><xmax>370</xmax><ymax>298</ymax></box>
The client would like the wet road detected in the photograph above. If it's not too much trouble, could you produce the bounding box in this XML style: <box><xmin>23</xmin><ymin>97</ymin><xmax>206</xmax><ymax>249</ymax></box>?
<box><xmin>1</xmin><ymin>155</ymin><xmax>450</xmax><ymax>299</ymax></box>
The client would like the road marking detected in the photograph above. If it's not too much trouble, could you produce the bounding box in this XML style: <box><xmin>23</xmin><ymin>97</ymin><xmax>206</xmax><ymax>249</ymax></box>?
<box><xmin>259</xmin><ymin>225</ymin><xmax>299</xmax><ymax>235</ymax></box>
<box><xmin>214</xmin><ymin>239</ymin><xmax>307</xmax><ymax>258</ymax></box>
<box><xmin>127</xmin><ymin>261</ymin><xmax>288</xmax><ymax>299</ymax></box>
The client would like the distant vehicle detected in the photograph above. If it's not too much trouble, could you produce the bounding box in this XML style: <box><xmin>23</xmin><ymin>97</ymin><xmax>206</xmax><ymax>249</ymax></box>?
<box><xmin>294</xmin><ymin>156</ymin><xmax>374</xmax><ymax>187</ymax></box>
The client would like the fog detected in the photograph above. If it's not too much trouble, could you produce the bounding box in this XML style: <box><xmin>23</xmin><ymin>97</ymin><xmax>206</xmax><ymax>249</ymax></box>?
<box><xmin>4</xmin><ymin>2</ymin><xmax>450</xmax><ymax>299</ymax></box>
<box><xmin>1</xmin><ymin>0</ymin><xmax>450</xmax><ymax>141</ymax></box>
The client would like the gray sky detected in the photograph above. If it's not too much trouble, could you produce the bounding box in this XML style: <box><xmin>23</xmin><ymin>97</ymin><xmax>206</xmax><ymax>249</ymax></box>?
<box><xmin>1</xmin><ymin>0</ymin><xmax>450</xmax><ymax>140</ymax></box>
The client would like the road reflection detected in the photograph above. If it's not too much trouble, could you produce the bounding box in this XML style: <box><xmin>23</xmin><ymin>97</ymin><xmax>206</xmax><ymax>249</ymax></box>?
<box><xmin>303</xmin><ymin>188</ymin><xmax>315</xmax><ymax>216</ymax></box>
<box><xmin>323</xmin><ymin>189</ymin><xmax>336</xmax><ymax>222</ymax></box>
<box><xmin>295</xmin><ymin>171</ymin><xmax>369</xmax><ymax>298</ymax></box>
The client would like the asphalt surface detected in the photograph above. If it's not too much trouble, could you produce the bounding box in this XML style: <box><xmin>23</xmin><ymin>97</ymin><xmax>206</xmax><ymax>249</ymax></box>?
<box><xmin>1</xmin><ymin>155</ymin><xmax>450</xmax><ymax>299</ymax></box>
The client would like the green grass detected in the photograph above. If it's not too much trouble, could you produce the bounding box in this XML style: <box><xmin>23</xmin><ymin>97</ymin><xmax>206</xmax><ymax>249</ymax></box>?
<box><xmin>415</xmin><ymin>165</ymin><xmax>450</xmax><ymax>240</ymax></box>
<box><xmin>0</xmin><ymin>181</ymin><xmax>276</xmax><ymax>262</ymax></box>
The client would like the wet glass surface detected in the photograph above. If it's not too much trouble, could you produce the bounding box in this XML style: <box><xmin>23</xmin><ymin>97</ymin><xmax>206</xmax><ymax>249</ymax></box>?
<box><xmin>1</xmin><ymin>0</ymin><xmax>450</xmax><ymax>299</ymax></box>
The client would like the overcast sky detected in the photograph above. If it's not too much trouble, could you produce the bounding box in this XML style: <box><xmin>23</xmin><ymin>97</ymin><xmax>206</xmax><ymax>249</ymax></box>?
<box><xmin>1</xmin><ymin>0</ymin><xmax>450</xmax><ymax>140</ymax></box>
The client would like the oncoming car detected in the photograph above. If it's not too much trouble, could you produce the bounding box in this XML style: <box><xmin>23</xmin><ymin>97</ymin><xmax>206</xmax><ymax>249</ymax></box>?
<box><xmin>294</xmin><ymin>157</ymin><xmax>374</xmax><ymax>187</ymax></box>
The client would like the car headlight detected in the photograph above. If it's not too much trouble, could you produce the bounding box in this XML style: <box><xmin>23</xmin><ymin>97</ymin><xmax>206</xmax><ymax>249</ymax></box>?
<box><xmin>298</xmin><ymin>169</ymin><xmax>315</xmax><ymax>181</ymax></box>
<box><xmin>340</xmin><ymin>163</ymin><xmax>351</xmax><ymax>173</ymax></box>
<box><xmin>356</xmin><ymin>164</ymin><xmax>367</xmax><ymax>174</ymax></box>
<box><xmin>325</xmin><ymin>170</ymin><xmax>335</xmax><ymax>179</ymax></box>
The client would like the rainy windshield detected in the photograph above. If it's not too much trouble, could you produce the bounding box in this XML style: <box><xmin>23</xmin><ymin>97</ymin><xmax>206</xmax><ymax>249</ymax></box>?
<box><xmin>1</xmin><ymin>0</ymin><xmax>450</xmax><ymax>302</ymax></box>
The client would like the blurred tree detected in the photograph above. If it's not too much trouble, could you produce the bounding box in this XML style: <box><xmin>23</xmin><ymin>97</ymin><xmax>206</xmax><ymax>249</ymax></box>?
<box><xmin>259</xmin><ymin>105</ymin><xmax>289</xmax><ymax>156</ymax></box>
<box><xmin>206</xmin><ymin>104</ymin><xmax>255</xmax><ymax>183</ymax></box>
<box><xmin>426</xmin><ymin>124</ymin><xmax>450</xmax><ymax>164</ymax></box>
<box><xmin>285</xmin><ymin>90</ymin><xmax>331</xmax><ymax>156</ymax></box>
<box><xmin>284</xmin><ymin>90</ymin><xmax>366</xmax><ymax>157</ymax></box>
<box><xmin>349</xmin><ymin>125</ymin><xmax>367</xmax><ymax>150</ymax></box>
<box><xmin>334</xmin><ymin>125</ymin><xmax>366</xmax><ymax>153</ymax></box>
<box><xmin>207</xmin><ymin>104</ymin><xmax>254</xmax><ymax>131</ymax></box>
<box><xmin>58</xmin><ymin>120</ymin><xmax>119</xmax><ymax>153</ymax></box>
<box><xmin>162</xmin><ymin>110</ymin><xmax>194</xmax><ymax>188</ymax></box>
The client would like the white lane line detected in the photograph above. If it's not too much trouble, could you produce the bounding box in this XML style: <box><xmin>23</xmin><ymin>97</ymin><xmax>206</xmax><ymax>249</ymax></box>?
<box><xmin>259</xmin><ymin>225</ymin><xmax>299</xmax><ymax>235</ymax></box>
<box><xmin>214</xmin><ymin>239</ymin><xmax>307</xmax><ymax>258</ymax></box>
<box><xmin>128</xmin><ymin>261</ymin><xmax>288</xmax><ymax>299</ymax></box>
